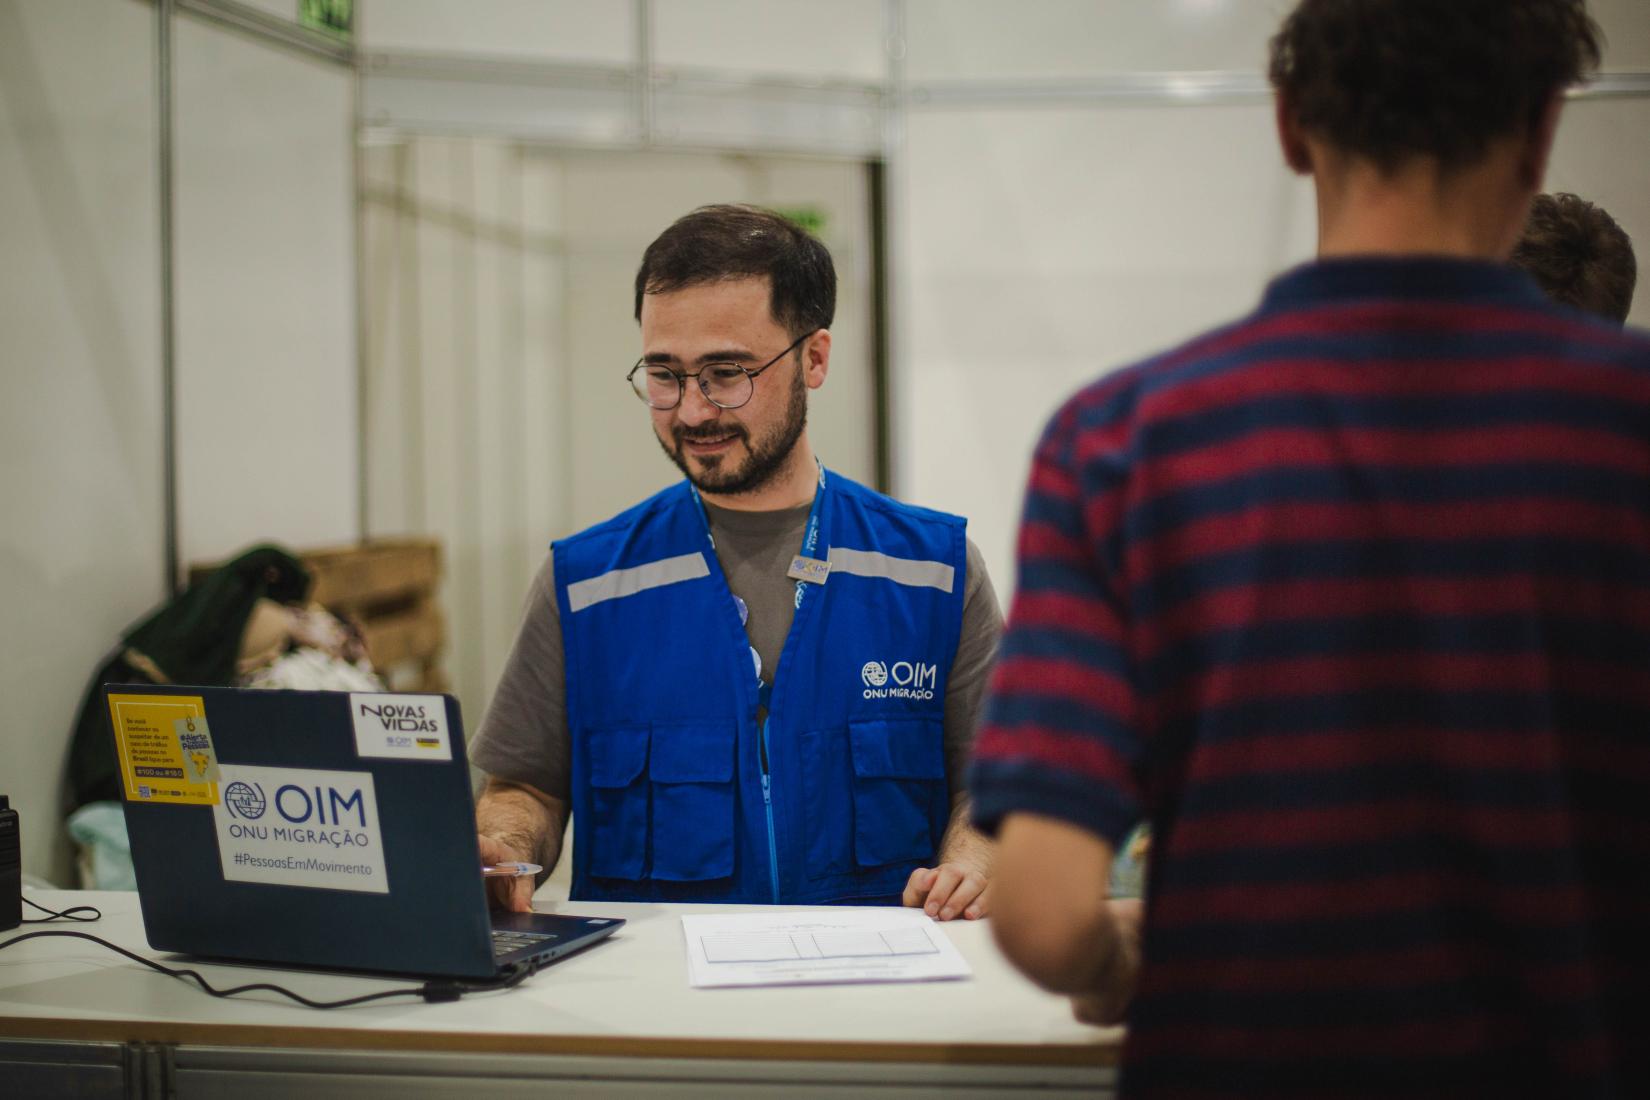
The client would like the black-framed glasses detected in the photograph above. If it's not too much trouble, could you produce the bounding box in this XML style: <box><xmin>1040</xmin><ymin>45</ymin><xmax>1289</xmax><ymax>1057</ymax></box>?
<box><xmin>626</xmin><ymin>330</ymin><xmax>813</xmax><ymax>411</ymax></box>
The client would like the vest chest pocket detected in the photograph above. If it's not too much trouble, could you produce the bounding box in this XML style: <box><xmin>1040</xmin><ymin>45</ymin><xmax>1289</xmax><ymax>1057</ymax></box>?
<box><xmin>648</xmin><ymin>722</ymin><xmax>736</xmax><ymax>882</ymax></box>
<box><xmin>585</xmin><ymin>726</ymin><xmax>649</xmax><ymax>880</ymax></box>
<box><xmin>804</xmin><ymin>718</ymin><xmax>946</xmax><ymax>877</ymax></box>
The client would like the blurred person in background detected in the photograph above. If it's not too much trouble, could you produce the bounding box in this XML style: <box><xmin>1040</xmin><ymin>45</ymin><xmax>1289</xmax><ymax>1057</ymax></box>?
<box><xmin>1512</xmin><ymin>191</ymin><xmax>1637</xmax><ymax>324</ymax></box>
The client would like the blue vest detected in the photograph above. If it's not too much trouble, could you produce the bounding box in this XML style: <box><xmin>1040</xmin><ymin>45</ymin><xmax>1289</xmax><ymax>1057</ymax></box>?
<box><xmin>554</xmin><ymin>470</ymin><xmax>966</xmax><ymax>905</ymax></box>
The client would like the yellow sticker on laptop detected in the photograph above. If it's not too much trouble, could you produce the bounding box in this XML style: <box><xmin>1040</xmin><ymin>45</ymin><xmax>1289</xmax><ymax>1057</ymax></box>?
<box><xmin>107</xmin><ymin>693</ymin><xmax>220</xmax><ymax>806</ymax></box>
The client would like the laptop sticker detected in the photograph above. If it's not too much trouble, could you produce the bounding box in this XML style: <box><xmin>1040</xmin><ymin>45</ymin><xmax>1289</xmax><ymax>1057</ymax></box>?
<box><xmin>107</xmin><ymin>692</ymin><xmax>219</xmax><ymax>806</ymax></box>
<box><xmin>349</xmin><ymin>692</ymin><xmax>453</xmax><ymax>761</ymax></box>
<box><xmin>212</xmin><ymin>764</ymin><xmax>389</xmax><ymax>894</ymax></box>
<box><xmin>176</xmin><ymin>715</ymin><xmax>221</xmax><ymax>784</ymax></box>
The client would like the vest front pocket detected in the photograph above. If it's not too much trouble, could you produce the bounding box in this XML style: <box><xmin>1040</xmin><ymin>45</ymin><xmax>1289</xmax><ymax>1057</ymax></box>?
<box><xmin>848</xmin><ymin>718</ymin><xmax>947</xmax><ymax>869</ymax></box>
<box><xmin>648</xmin><ymin>722</ymin><xmax>736</xmax><ymax>881</ymax></box>
<box><xmin>585</xmin><ymin>726</ymin><xmax>650</xmax><ymax>880</ymax></box>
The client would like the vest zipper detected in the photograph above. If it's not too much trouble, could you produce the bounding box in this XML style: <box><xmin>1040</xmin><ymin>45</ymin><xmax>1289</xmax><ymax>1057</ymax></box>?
<box><xmin>760</xmin><ymin>716</ymin><xmax>780</xmax><ymax>904</ymax></box>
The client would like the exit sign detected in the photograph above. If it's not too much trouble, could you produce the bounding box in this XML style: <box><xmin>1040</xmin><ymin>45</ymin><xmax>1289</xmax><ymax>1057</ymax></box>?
<box><xmin>299</xmin><ymin>0</ymin><xmax>352</xmax><ymax>39</ymax></box>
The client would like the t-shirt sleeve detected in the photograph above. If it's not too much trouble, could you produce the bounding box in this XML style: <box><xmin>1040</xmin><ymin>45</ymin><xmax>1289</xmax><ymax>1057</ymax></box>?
<box><xmin>968</xmin><ymin>395</ymin><xmax>1142</xmax><ymax>847</ymax></box>
<box><xmin>467</xmin><ymin>552</ymin><xmax>572</xmax><ymax>801</ymax></box>
<box><xmin>943</xmin><ymin>537</ymin><xmax>1004</xmax><ymax>797</ymax></box>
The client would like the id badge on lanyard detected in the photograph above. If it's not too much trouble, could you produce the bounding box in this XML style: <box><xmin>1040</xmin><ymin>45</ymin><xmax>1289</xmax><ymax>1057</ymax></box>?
<box><xmin>689</xmin><ymin>461</ymin><xmax>831</xmax><ymax>620</ymax></box>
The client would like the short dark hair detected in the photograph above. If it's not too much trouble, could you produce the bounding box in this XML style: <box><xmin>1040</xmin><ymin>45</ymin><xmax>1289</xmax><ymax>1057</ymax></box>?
<box><xmin>1268</xmin><ymin>0</ymin><xmax>1602</xmax><ymax>172</ymax></box>
<box><xmin>633</xmin><ymin>204</ymin><xmax>836</xmax><ymax>337</ymax></box>
<box><xmin>1512</xmin><ymin>192</ymin><xmax>1638</xmax><ymax>324</ymax></box>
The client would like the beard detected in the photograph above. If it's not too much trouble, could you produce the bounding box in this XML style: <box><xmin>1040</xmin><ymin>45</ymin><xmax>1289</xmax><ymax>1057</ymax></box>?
<box><xmin>659</xmin><ymin>363</ymin><xmax>808</xmax><ymax>497</ymax></box>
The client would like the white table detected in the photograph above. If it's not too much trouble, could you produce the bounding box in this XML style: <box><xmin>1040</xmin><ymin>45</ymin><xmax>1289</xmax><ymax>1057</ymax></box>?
<box><xmin>0</xmin><ymin>889</ymin><xmax>1119</xmax><ymax>1097</ymax></box>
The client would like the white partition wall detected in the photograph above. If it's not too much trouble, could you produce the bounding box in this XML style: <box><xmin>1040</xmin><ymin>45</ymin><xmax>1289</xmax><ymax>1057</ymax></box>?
<box><xmin>902</xmin><ymin>104</ymin><xmax>1316</xmax><ymax>595</ymax></box>
<box><xmin>364</xmin><ymin>136</ymin><xmax>567</xmax><ymax>711</ymax></box>
<box><xmin>360</xmin><ymin>0</ymin><xmax>633</xmax><ymax>65</ymax></box>
<box><xmin>897</xmin><ymin>1</ymin><xmax>1650</xmax><ymax>602</ymax></box>
<box><xmin>173</xmin><ymin>11</ymin><xmax>359</xmax><ymax>566</ymax></box>
<box><xmin>0</xmin><ymin>0</ymin><xmax>164</xmax><ymax>883</ymax></box>
<box><xmin>653</xmin><ymin>0</ymin><xmax>885</xmax><ymax>81</ymax></box>
<box><xmin>905</xmin><ymin>0</ymin><xmax>1293</xmax><ymax>80</ymax></box>
<box><xmin>0</xmin><ymin>0</ymin><xmax>358</xmax><ymax>883</ymax></box>
<box><xmin>1547</xmin><ymin>96</ymin><xmax>1650</xmax><ymax>324</ymax></box>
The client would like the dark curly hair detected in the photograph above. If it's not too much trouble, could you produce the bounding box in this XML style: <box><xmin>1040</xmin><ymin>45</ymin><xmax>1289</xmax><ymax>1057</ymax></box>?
<box><xmin>1269</xmin><ymin>0</ymin><xmax>1602</xmax><ymax>172</ymax></box>
<box><xmin>1512</xmin><ymin>193</ymin><xmax>1637</xmax><ymax>324</ymax></box>
<box><xmin>634</xmin><ymin>204</ymin><xmax>836</xmax><ymax>338</ymax></box>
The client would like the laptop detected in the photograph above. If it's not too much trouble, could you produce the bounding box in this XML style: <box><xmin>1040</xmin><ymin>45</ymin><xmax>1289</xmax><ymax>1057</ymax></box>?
<box><xmin>105</xmin><ymin>683</ymin><xmax>622</xmax><ymax>980</ymax></box>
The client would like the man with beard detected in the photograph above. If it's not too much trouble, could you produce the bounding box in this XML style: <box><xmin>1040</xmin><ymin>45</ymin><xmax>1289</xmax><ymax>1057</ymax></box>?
<box><xmin>472</xmin><ymin>205</ymin><xmax>1001</xmax><ymax>914</ymax></box>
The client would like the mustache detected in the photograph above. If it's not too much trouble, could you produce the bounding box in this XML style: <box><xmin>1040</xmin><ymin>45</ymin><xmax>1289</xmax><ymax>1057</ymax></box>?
<box><xmin>674</xmin><ymin>424</ymin><xmax>748</xmax><ymax>444</ymax></box>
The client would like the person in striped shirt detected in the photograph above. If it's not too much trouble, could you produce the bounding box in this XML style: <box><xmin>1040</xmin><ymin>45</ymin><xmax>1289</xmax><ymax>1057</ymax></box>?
<box><xmin>970</xmin><ymin>1</ymin><xmax>1650</xmax><ymax>1095</ymax></box>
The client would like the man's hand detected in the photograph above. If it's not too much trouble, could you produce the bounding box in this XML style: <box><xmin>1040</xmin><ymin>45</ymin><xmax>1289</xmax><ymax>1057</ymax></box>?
<box><xmin>903</xmin><ymin>794</ymin><xmax>995</xmax><ymax>920</ymax></box>
<box><xmin>473</xmin><ymin>777</ymin><xmax>567</xmax><ymax>913</ymax></box>
<box><xmin>902</xmin><ymin>862</ymin><xmax>990</xmax><ymax>921</ymax></box>
<box><xmin>478</xmin><ymin>832</ymin><xmax>536</xmax><ymax>913</ymax></box>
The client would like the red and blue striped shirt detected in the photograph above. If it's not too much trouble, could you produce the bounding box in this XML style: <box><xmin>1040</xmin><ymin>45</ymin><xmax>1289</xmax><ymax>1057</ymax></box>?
<box><xmin>971</xmin><ymin>257</ymin><xmax>1650</xmax><ymax>1098</ymax></box>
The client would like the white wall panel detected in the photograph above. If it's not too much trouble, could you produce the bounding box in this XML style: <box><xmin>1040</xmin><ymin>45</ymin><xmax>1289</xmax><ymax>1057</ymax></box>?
<box><xmin>900</xmin><ymin>104</ymin><xmax>1315</xmax><ymax>599</ymax></box>
<box><xmin>905</xmin><ymin>0</ymin><xmax>1649</xmax><ymax>83</ymax></box>
<box><xmin>364</xmin><ymin>136</ymin><xmax>569</xmax><ymax>718</ymax></box>
<box><xmin>362</xmin><ymin>142</ymin><xmax>417</xmax><ymax>535</ymax></box>
<box><xmin>173</xmin><ymin>14</ymin><xmax>357</xmax><ymax>565</ymax></box>
<box><xmin>359</xmin><ymin>0</ymin><xmax>632</xmax><ymax>65</ymax></box>
<box><xmin>237</xmin><ymin>0</ymin><xmax>302</xmax><ymax>23</ymax></box>
<box><xmin>751</xmin><ymin>159</ymin><xmax>878</xmax><ymax>490</ymax></box>
<box><xmin>654</xmin><ymin>0</ymin><xmax>885</xmax><ymax>82</ymax></box>
<box><xmin>0</xmin><ymin>0</ymin><xmax>164</xmax><ymax>883</ymax></box>
<box><xmin>519</xmin><ymin>151</ymin><xmax>568</xmax><ymax>581</ymax></box>
<box><xmin>1593</xmin><ymin>0</ymin><xmax>1650</xmax><ymax>70</ymax></box>
<box><xmin>1548</xmin><ymin>97</ymin><xmax>1650</xmax><ymax>325</ymax></box>
<box><xmin>469</xmin><ymin>141</ymin><xmax>510</xmax><ymax>707</ymax></box>
<box><xmin>906</xmin><ymin>0</ymin><xmax>1294</xmax><ymax>82</ymax></box>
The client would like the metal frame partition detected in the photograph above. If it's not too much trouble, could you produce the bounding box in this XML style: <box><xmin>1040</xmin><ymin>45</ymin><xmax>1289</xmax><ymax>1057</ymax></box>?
<box><xmin>150</xmin><ymin>0</ymin><xmax>359</xmax><ymax>594</ymax></box>
<box><xmin>146</xmin><ymin>0</ymin><xmax>1650</xmax><ymax>580</ymax></box>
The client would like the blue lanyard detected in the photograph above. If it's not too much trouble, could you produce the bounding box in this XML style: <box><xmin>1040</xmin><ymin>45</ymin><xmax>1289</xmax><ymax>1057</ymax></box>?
<box><xmin>688</xmin><ymin>460</ymin><xmax>828</xmax><ymax>608</ymax></box>
<box><xmin>688</xmin><ymin>462</ymin><xmax>828</xmax><ymax>695</ymax></box>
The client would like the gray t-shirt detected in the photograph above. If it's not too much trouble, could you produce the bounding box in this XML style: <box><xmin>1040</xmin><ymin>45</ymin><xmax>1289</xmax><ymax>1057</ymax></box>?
<box><xmin>469</xmin><ymin>500</ymin><xmax>1003</xmax><ymax>800</ymax></box>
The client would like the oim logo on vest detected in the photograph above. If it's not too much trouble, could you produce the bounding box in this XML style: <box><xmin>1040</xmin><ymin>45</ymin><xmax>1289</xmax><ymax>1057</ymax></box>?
<box><xmin>861</xmin><ymin>659</ymin><xmax>937</xmax><ymax>700</ymax></box>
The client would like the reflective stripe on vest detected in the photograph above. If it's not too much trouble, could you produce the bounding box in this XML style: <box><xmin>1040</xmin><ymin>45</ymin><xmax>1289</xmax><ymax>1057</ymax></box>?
<box><xmin>565</xmin><ymin>551</ymin><xmax>709</xmax><ymax>613</ymax></box>
<box><xmin>827</xmin><ymin>547</ymin><xmax>955</xmax><ymax>593</ymax></box>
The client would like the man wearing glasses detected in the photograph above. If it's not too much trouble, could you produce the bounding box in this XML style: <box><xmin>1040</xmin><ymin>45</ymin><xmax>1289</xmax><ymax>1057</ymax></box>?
<box><xmin>471</xmin><ymin>204</ymin><xmax>1002</xmax><ymax>916</ymax></box>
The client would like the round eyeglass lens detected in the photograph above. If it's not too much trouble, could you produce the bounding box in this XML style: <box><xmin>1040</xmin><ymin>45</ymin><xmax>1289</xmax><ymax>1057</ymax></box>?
<box><xmin>632</xmin><ymin>366</ymin><xmax>681</xmax><ymax>409</ymax></box>
<box><xmin>699</xmin><ymin>364</ymin><xmax>754</xmax><ymax>409</ymax></box>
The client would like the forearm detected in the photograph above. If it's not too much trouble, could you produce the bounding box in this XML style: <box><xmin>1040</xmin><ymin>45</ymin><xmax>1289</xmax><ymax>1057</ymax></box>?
<box><xmin>937</xmin><ymin>793</ymin><xmax>994</xmax><ymax>876</ymax></box>
<box><xmin>991</xmin><ymin>813</ymin><xmax>1136</xmax><ymax>999</ymax></box>
<box><xmin>476</xmin><ymin>777</ymin><xmax>570</xmax><ymax>871</ymax></box>
<box><xmin>1032</xmin><ymin>902</ymin><xmax>1134</xmax><ymax>997</ymax></box>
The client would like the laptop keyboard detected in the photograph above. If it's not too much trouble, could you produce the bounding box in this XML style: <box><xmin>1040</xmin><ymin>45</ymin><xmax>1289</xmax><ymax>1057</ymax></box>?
<box><xmin>492</xmin><ymin>929</ymin><xmax>555</xmax><ymax>957</ymax></box>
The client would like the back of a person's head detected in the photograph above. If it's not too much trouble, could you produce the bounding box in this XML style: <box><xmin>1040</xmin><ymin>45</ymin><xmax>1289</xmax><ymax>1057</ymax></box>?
<box><xmin>1512</xmin><ymin>192</ymin><xmax>1638</xmax><ymax>324</ymax></box>
<box><xmin>1268</xmin><ymin>0</ymin><xmax>1602</xmax><ymax>172</ymax></box>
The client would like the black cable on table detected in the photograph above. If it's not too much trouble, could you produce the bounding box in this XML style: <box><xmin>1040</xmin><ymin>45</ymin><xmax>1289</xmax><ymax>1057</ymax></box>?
<box><xmin>0</xmin><ymin>927</ymin><xmax>537</xmax><ymax>1009</ymax></box>
<box><xmin>22</xmin><ymin>895</ymin><xmax>103</xmax><ymax>923</ymax></box>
